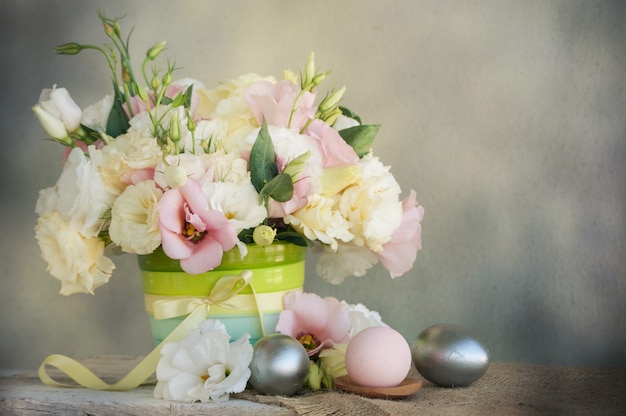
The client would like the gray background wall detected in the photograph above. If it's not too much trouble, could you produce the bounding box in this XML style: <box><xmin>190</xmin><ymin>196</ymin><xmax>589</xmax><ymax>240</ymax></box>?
<box><xmin>1</xmin><ymin>0</ymin><xmax>624</xmax><ymax>371</ymax></box>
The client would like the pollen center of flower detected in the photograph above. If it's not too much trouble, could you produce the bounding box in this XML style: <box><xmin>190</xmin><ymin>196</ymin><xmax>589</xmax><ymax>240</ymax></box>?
<box><xmin>183</xmin><ymin>222</ymin><xmax>205</xmax><ymax>242</ymax></box>
<box><xmin>298</xmin><ymin>333</ymin><xmax>319</xmax><ymax>351</ymax></box>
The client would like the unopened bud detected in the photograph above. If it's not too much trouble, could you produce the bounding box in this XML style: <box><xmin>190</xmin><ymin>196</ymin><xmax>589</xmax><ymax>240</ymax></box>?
<box><xmin>169</xmin><ymin>114</ymin><xmax>181</xmax><ymax>142</ymax></box>
<box><xmin>54</xmin><ymin>42</ymin><xmax>83</xmax><ymax>55</ymax></box>
<box><xmin>146</xmin><ymin>41</ymin><xmax>167</xmax><ymax>61</ymax></box>
<box><xmin>252</xmin><ymin>225</ymin><xmax>276</xmax><ymax>246</ymax></box>
<box><xmin>162</xmin><ymin>72</ymin><xmax>172</xmax><ymax>87</ymax></box>
<box><xmin>319</xmin><ymin>86</ymin><xmax>346</xmax><ymax>113</ymax></box>
<box><xmin>150</xmin><ymin>76</ymin><xmax>160</xmax><ymax>90</ymax></box>
<box><xmin>186</xmin><ymin>112</ymin><xmax>196</xmax><ymax>132</ymax></box>
<box><xmin>303</xmin><ymin>52</ymin><xmax>316</xmax><ymax>87</ymax></box>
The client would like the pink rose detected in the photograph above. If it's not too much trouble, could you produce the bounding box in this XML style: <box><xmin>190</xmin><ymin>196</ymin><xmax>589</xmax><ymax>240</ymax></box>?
<box><xmin>305</xmin><ymin>119</ymin><xmax>359</xmax><ymax>168</ymax></box>
<box><xmin>245</xmin><ymin>80</ymin><xmax>316</xmax><ymax>129</ymax></box>
<box><xmin>157</xmin><ymin>179</ymin><xmax>238</xmax><ymax>274</ymax></box>
<box><xmin>376</xmin><ymin>190</ymin><xmax>424</xmax><ymax>278</ymax></box>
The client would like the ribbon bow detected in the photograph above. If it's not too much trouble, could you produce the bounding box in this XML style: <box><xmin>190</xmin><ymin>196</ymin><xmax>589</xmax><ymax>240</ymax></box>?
<box><xmin>38</xmin><ymin>271</ymin><xmax>260</xmax><ymax>391</ymax></box>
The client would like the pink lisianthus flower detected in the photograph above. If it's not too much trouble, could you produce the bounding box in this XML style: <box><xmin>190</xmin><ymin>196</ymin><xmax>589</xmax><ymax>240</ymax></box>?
<box><xmin>245</xmin><ymin>80</ymin><xmax>316</xmax><ymax>130</ymax></box>
<box><xmin>157</xmin><ymin>178</ymin><xmax>238</xmax><ymax>274</ymax></box>
<box><xmin>275</xmin><ymin>291</ymin><xmax>350</xmax><ymax>356</ymax></box>
<box><xmin>305</xmin><ymin>119</ymin><xmax>359</xmax><ymax>168</ymax></box>
<box><xmin>376</xmin><ymin>190</ymin><xmax>424</xmax><ymax>278</ymax></box>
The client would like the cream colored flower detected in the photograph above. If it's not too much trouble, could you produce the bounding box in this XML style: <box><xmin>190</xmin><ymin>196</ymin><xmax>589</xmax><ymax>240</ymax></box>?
<box><xmin>99</xmin><ymin>131</ymin><xmax>162</xmax><ymax>195</ymax></box>
<box><xmin>35</xmin><ymin>211</ymin><xmax>115</xmax><ymax>295</ymax></box>
<box><xmin>109</xmin><ymin>180</ymin><xmax>163</xmax><ymax>254</ymax></box>
<box><xmin>339</xmin><ymin>154</ymin><xmax>403</xmax><ymax>252</ymax></box>
<box><xmin>154</xmin><ymin>320</ymin><xmax>253</xmax><ymax>403</ymax></box>
<box><xmin>316</xmin><ymin>243</ymin><xmax>378</xmax><ymax>284</ymax></box>
<box><xmin>285</xmin><ymin>194</ymin><xmax>353</xmax><ymax>250</ymax></box>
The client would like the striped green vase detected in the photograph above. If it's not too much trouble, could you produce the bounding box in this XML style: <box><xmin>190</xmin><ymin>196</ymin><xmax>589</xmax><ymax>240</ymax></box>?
<box><xmin>138</xmin><ymin>242</ymin><xmax>306</xmax><ymax>345</ymax></box>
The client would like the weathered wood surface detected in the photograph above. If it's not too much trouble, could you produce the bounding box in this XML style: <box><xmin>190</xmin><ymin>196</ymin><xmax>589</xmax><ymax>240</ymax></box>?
<box><xmin>0</xmin><ymin>356</ymin><xmax>293</xmax><ymax>415</ymax></box>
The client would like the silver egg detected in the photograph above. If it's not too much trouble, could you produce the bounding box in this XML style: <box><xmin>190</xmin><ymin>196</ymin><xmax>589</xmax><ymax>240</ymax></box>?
<box><xmin>412</xmin><ymin>323</ymin><xmax>490</xmax><ymax>387</ymax></box>
<box><xmin>248</xmin><ymin>333</ymin><xmax>310</xmax><ymax>395</ymax></box>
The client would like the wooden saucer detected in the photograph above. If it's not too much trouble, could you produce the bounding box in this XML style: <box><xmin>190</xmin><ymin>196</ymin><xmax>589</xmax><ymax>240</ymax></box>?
<box><xmin>334</xmin><ymin>376</ymin><xmax>423</xmax><ymax>399</ymax></box>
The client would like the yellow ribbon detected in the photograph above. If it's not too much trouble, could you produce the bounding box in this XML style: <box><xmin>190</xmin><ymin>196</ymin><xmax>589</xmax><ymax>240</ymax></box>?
<box><xmin>38</xmin><ymin>270</ymin><xmax>262</xmax><ymax>391</ymax></box>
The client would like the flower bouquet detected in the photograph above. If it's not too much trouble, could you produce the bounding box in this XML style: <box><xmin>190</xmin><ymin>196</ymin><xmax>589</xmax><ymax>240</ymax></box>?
<box><xmin>33</xmin><ymin>12</ymin><xmax>424</xmax><ymax>401</ymax></box>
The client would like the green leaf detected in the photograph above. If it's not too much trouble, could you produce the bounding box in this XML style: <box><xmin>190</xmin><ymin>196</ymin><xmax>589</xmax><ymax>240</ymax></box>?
<box><xmin>259</xmin><ymin>173</ymin><xmax>293</xmax><ymax>203</ymax></box>
<box><xmin>106</xmin><ymin>80</ymin><xmax>130</xmax><ymax>137</ymax></box>
<box><xmin>276</xmin><ymin>231</ymin><xmax>314</xmax><ymax>247</ymax></box>
<box><xmin>169</xmin><ymin>84</ymin><xmax>194</xmax><ymax>108</ymax></box>
<box><xmin>249</xmin><ymin>122</ymin><xmax>278</xmax><ymax>193</ymax></box>
<box><xmin>338</xmin><ymin>106</ymin><xmax>361</xmax><ymax>124</ymax></box>
<box><xmin>237</xmin><ymin>228</ymin><xmax>255</xmax><ymax>244</ymax></box>
<box><xmin>338</xmin><ymin>124</ymin><xmax>380</xmax><ymax>158</ymax></box>
<box><xmin>79</xmin><ymin>124</ymin><xmax>103</xmax><ymax>144</ymax></box>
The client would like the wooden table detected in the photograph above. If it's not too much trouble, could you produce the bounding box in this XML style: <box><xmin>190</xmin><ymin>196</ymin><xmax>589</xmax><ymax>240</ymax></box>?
<box><xmin>1</xmin><ymin>356</ymin><xmax>625</xmax><ymax>415</ymax></box>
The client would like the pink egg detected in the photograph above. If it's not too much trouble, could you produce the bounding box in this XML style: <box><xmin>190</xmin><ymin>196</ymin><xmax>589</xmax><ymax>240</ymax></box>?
<box><xmin>345</xmin><ymin>326</ymin><xmax>412</xmax><ymax>388</ymax></box>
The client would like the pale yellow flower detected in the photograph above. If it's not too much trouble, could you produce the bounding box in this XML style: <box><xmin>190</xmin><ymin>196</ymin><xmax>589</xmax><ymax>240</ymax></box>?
<box><xmin>35</xmin><ymin>212</ymin><xmax>115</xmax><ymax>295</ymax></box>
<box><xmin>109</xmin><ymin>180</ymin><xmax>163</xmax><ymax>254</ymax></box>
<box><xmin>99</xmin><ymin>132</ymin><xmax>162</xmax><ymax>195</ymax></box>
<box><xmin>285</xmin><ymin>194</ymin><xmax>353</xmax><ymax>250</ymax></box>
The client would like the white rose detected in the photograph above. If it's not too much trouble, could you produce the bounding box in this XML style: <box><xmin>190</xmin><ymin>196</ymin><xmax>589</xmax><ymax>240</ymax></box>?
<box><xmin>109</xmin><ymin>180</ymin><xmax>163</xmax><ymax>254</ymax></box>
<box><xmin>35</xmin><ymin>211</ymin><xmax>115</xmax><ymax>295</ymax></box>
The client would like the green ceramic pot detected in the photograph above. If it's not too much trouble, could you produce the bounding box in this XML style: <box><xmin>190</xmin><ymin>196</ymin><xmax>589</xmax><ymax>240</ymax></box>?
<box><xmin>138</xmin><ymin>242</ymin><xmax>306</xmax><ymax>345</ymax></box>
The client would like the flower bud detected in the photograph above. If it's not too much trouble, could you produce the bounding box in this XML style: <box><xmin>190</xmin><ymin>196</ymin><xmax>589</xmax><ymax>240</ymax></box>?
<box><xmin>303</xmin><ymin>52</ymin><xmax>316</xmax><ymax>88</ymax></box>
<box><xmin>186</xmin><ymin>111</ymin><xmax>196</xmax><ymax>132</ymax></box>
<box><xmin>146</xmin><ymin>41</ymin><xmax>167</xmax><ymax>61</ymax></box>
<box><xmin>162</xmin><ymin>71</ymin><xmax>172</xmax><ymax>88</ymax></box>
<box><xmin>32</xmin><ymin>105</ymin><xmax>71</xmax><ymax>144</ymax></box>
<box><xmin>54</xmin><ymin>42</ymin><xmax>83</xmax><ymax>55</ymax></box>
<box><xmin>169</xmin><ymin>114</ymin><xmax>181</xmax><ymax>142</ymax></box>
<box><xmin>150</xmin><ymin>76</ymin><xmax>161</xmax><ymax>90</ymax></box>
<box><xmin>318</xmin><ymin>86</ymin><xmax>346</xmax><ymax>114</ymax></box>
<box><xmin>163</xmin><ymin>165</ymin><xmax>187</xmax><ymax>189</ymax></box>
<box><xmin>252</xmin><ymin>225</ymin><xmax>276</xmax><ymax>246</ymax></box>
<box><xmin>306</xmin><ymin>360</ymin><xmax>323</xmax><ymax>391</ymax></box>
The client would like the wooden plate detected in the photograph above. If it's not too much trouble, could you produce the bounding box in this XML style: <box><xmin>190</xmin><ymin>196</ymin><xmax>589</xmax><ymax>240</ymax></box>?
<box><xmin>334</xmin><ymin>376</ymin><xmax>423</xmax><ymax>399</ymax></box>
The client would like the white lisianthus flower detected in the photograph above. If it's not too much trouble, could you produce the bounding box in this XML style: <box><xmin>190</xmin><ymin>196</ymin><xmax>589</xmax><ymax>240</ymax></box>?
<box><xmin>341</xmin><ymin>301</ymin><xmax>388</xmax><ymax>337</ymax></box>
<box><xmin>339</xmin><ymin>153</ymin><xmax>403</xmax><ymax>252</ymax></box>
<box><xmin>207</xmin><ymin>151</ymin><xmax>250</xmax><ymax>184</ymax></box>
<box><xmin>285</xmin><ymin>194</ymin><xmax>353</xmax><ymax>251</ymax></box>
<box><xmin>332</xmin><ymin>114</ymin><xmax>360</xmax><ymax>131</ymax></box>
<box><xmin>109</xmin><ymin>180</ymin><xmax>163</xmax><ymax>254</ymax></box>
<box><xmin>32</xmin><ymin>86</ymin><xmax>82</xmax><ymax>143</ymax></box>
<box><xmin>35</xmin><ymin>211</ymin><xmax>115</xmax><ymax>295</ymax></box>
<box><xmin>202</xmin><ymin>180</ymin><xmax>267</xmax><ymax>233</ymax></box>
<box><xmin>81</xmin><ymin>95</ymin><xmax>113</xmax><ymax>132</ymax></box>
<box><xmin>154</xmin><ymin>320</ymin><xmax>253</xmax><ymax>403</ymax></box>
<box><xmin>315</xmin><ymin>243</ymin><xmax>378</xmax><ymax>284</ymax></box>
<box><xmin>51</xmin><ymin>146</ymin><xmax>115</xmax><ymax>238</ymax></box>
<box><xmin>99</xmin><ymin>131</ymin><xmax>162</xmax><ymax>195</ymax></box>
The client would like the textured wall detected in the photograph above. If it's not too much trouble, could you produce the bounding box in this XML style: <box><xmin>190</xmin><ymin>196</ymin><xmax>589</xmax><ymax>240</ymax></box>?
<box><xmin>1</xmin><ymin>0</ymin><xmax>624</xmax><ymax>370</ymax></box>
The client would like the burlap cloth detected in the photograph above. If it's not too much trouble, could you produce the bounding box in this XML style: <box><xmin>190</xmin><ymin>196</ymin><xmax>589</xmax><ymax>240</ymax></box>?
<box><xmin>234</xmin><ymin>363</ymin><xmax>626</xmax><ymax>415</ymax></box>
